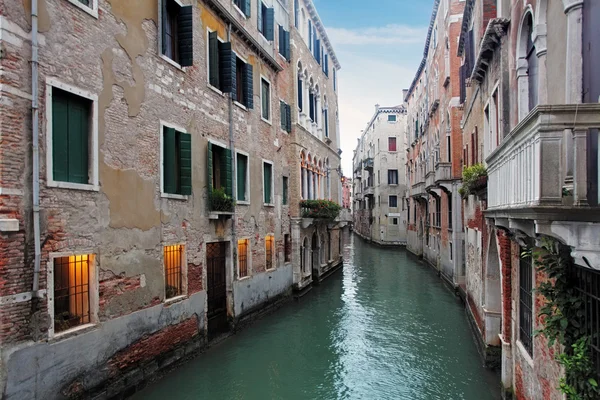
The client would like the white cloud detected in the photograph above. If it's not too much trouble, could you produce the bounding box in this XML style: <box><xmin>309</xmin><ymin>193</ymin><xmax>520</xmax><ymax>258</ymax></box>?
<box><xmin>327</xmin><ymin>24</ymin><xmax>428</xmax><ymax>46</ymax></box>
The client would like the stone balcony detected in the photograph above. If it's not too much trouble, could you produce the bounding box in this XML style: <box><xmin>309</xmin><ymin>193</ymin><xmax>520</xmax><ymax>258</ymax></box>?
<box><xmin>425</xmin><ymin>171</ymin><xmax>435</xmax><ymax>189</ymax></box>
<box><xmin>412</xmin><ymin>181</ymin><xmax>425</xmax><ymax>197</ymax></box>
<box><xmin>363</xmin><ymin>185</ymin><xmax>374</xmax><ymax>196</ymax></box>
<box><xmin>435</xmin><ymin>162</ymin><xmax>452</xmax><ymax>182</ymax></box>
<box><xmin>363</xmin><ymin>158</ymin><xmax>374</xmax><ymax>170</ymax></box>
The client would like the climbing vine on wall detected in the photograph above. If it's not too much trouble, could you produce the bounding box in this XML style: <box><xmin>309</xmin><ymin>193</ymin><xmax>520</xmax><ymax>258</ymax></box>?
<box><xmin>528</xmin><ymin>238</ymin><xmax>599</xmax><ymax>400</ymax></box>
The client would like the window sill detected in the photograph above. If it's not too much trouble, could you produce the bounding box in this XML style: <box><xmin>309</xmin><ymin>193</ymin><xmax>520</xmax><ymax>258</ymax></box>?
<box><xmin>238</xmin><ymin>275</ymin><xmax>251</xmax><ymax>282</ymax></box>
<box><xmin>264</xmin><ymin>203</ymin><xmax>275</xmax><ymax>207</ymax></box>
<box><xmin>516</xmin><ymin>340</ymin><xmax>534</xmax><ymax>368</ymax></box>
<box><xmin>208</xmin><ymin>84</ymin><xmax>225</xmax><ymax>97</ymax></box>
<box><xmin>47</xmin><ymin>180</ymin><xmax>100</xmax><ymax>192</ymax></box>
<box><xmin>234</xmin><ymin>101</ymin><xmax>248</xmax><ymax>111</ymax></box>
<box><xmin>237</xmin><ymin>200</ymin><xmax>250</xmax><ymax>206</ymax></box>
<box><xmin>164</xmin><ymin>294</ymin><xmax>187</xmax><ymax>305</ymax></box>
<box><xmin>261</xmin><ymin>117</ymin><xmax>272</xmax><ymax>126</ymax></box>
<box><xmin>51</xmin><ymin>323</ymin><xmax>97</xmax><ymax>341</ymax></box>
<box><xmin>159</xmin><ymin>54</ymin><xmax>185</xmax><ymax>72</ymax></box>
<box><xmin>161</xmin><ymin>193</ymin><xmax>189</xmax><ymax>201</ymax></box>
<box><xmin>66</xmin><ymin>0</ymin><xmax>98</xmax><ymax>18</ymax></box>
<box><xmin>265</xmin><ymin>267</ymin><xmax>277</xmax><ymax>272</ymax></box>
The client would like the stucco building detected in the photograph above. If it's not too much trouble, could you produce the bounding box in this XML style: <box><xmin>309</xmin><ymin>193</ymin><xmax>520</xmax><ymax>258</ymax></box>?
<box><xmin>405</xmin><ymin>0</ymin><xmax>465</xmax><ymax>283</ymax></box>
<box><xmin>352</xmin><ymin>105</ymin><xmax>407</xmax><ymax>245</ymax></box>
<box><xmin>0</xmin><ymin>0</ymin><xmax>342</xmax><ymax>397</ymax></box>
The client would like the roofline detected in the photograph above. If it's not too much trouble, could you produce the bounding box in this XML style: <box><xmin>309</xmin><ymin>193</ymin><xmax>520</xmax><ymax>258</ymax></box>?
<box><xmin>361</xmin><ymin>105</ymin><xmax>407</xmax><ymax>139</ymax></box>
<box><xmin>403</xmin><ymin>0</ymin><xmax>441</xmax><ymax>102</ymax></box>
<box><xmin>304</xmin><ymin>0</ymin><xmax>342</xmax><ymax>70</ymax></box>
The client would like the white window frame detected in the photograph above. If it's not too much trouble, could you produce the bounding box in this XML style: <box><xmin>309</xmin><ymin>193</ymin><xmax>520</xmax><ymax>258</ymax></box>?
<box><xmin>160</xmin><ymin>120</ymin><xmax>189</xmax><ymax>200</ymax></box>
<box><xmin>205</xmin><ymin>29</ymin><xmax>226</xmax><ymax>95</ymax></box>
<box><xmin>235</xmin><ymin>149</ymin><xmax>250</xmax><ymax>204</ymax></box>
<box><xmin>265</xmin><ymin>233</ymin><xmax>276</xmax><ymax>271</ymax></box>
<box><xmin>237</xmin><ymin>238</ymin><xmax>252</xmax><ymax>279</ymax></box>
<box><xmin>232</xmin><ymin>0</ymin><xmax>247</xmax><ymax>19</ymax></box>
<box><xmin>157</xmin><ymin>0</ymin><xmax>187</xmax><ymax>70</ymax></box>
<box><xmin>262</xmin><ymin>159</ymin><xmax>274</xmax><ymax>206</ymax></box>
<box><xmin>163</xmin><ymin>243</ymin><xmax>188</xmax><ymax>303</ymax></box>
<box><xmin>47</xmin><ymin>251</ymin><xmax>98</xmax><ymax>338</ymax></box>
<box><xmin>232</xmin><ymin>51</ymin><xmax>250</xmax><ymax>111</ymax></box>
<box><xmin>260</xmin><ymin>75</ymin><xmax>272</xmax><ymax>124</ymax></box>
<box><xmin>65</xmin><ymin>0</ymin><xmax>98</xmax><ymax>19</ymax></box>
<box><xmin>45</xmin><ymin>78</ymin><xmax>99</xmax><ymax>192</ymax></box>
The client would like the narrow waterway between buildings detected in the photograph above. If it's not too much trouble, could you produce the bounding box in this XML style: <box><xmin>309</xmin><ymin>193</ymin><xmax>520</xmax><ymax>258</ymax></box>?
<box><xmin>134</xmin><ymin>234</ymin><xmax>500</xmax><ymax>400</ymax></box>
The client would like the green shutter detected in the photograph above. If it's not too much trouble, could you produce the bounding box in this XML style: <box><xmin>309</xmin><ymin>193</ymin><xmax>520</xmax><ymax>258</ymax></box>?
<box><xmin>52</xmin><ymin>92</ymin><xmax>70</xmax><ymax>182</ymax></box>
<box><xmin>67</xmin><ymin>100</ymin><xmax>89</xmax><ymax>184</ymax></box>
<box><xmin>219</xmin><ymin>42</ymin><xmax>235</xmax><ymax>94</ymax></box>
<box><xmin>161</xmin><ymin>0</ymin><xmax>167</xmax><ymax>55</ymax></box>
<box><xmin>265</xmin><ymin>8</ymin><xmax>274</xmax><ymax>41</ymax></box>
<box><xmin>179</xmin><ymin>132</ymin><xmax>192</xmax><ymax>195</ymax></box>
<box><xmin>285</xmin><ymin>104</ymin><xmax>292</xmax><ymax>133</ymax></box>
<box><xmin>220</xmin><ymin>148</ymin><xmax>233</xmax><ymax>197</ymax></box>
<box><xmin>244</xmin><ymin>0</ymin><xmax>251</xmax><ymax>17</ymax></box>
<box><xmin>163</xmin><ymin>127</ymin><xmax>177</xmax><ymax>194</ymax></box>
<box><xmin>264</xmin><ymin>163</ymin><xmax>272</xmax><ymax>204</ymax></box>
<box><xmin>207</xmin><ymin>142</ymin><xmax>213</xmax><ymax>209</ymax></box>
<box><xmin>258</xmin><ymin>2</ymin><xmax>263</xmax><ymax>33</ymax></box>
<box><xmin>280</xmin><ymin>101</ymin><xmax>285</xmax><ymax>130</ymax></box>
<box><xmin>177</xmin><ymin>6</ymin><xmax>194</xmax><ymax>67</ymax></box>
<box><xmin>284</xmin><ymin>30</ymin><xmax>290</xmax><ymax>61</ymax></box>
<box><xmin>244</xmin><ymin>63</ymin><xmax>254</xmax><ymax>109</ymax></box>
<box><xmin>283</xmin><ymin>177</ymin><xmax>288</xmax><ymax>205</ymax></box>
<box><xmin>237</xmin><ymin>153</ymin><xmax>246</xmax><ymax>201</ymax></box>
<box><xmin>208</xmin><ymin>32</ymin><xmax>220</xmax><ymax>88</ymax></box>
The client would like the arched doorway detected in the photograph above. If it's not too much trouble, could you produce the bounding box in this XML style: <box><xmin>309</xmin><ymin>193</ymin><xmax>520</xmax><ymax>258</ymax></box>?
<box><xmin>484</xmin><ymin>229</ymin><xmax>502</xmax><ymax>346</ymax></box>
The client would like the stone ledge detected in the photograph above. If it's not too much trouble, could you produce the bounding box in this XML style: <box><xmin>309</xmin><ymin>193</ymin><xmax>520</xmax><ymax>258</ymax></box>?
<box><xmin>0</xmin><ymin>219</ymin><xmax>19</xmax><ymax>232</ymax></box>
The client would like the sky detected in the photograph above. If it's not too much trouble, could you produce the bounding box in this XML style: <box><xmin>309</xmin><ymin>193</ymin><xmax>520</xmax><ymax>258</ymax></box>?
<box><xmin>313</xmin><ymin>0</ymin><xmax>434</xmax><ymax>174</ymax></box>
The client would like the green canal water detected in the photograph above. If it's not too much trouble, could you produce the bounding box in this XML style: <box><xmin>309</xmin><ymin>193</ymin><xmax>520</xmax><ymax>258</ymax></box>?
<box><xmin>134</xmin><ymin>234</ymin><xmax>500</xmax><ymax>400</ymax></box>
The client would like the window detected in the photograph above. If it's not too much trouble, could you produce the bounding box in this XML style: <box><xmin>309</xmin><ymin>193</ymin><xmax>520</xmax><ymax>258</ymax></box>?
<box><xmin>234</xmin><ymin>0</ymin><xmax>251</xmax><ymax>17</ymax></box>
<box><xmin>308</xmin><ymin>20</ymin><xmax>312</xmax><ymax>51</ymax></box>
<box><xmin>278</xmin><ymin>26</ymin><xmax>291</xmax><ymax>61</ymax></box>
<box><xmin>261</xmin><ymin>78</ymin><xmax>271</xmax><ymax>121</ymax></box>
<box><xmin>407</xmin><ymin>201</ymin><xmax>411</xmax><ymax>224</ymax></box>
<box><xmin>284</xmin><ymin>234</ymin><xmax>291</xmax><ymax>262</ymax></box>
<box><xmin>435</xmin><ymin>197</ymin><xmax>441</xmax><ymax>227</ymax></box>
<box><xmin>333</xmin><ymin>69</ymin><xmax>337</xmax><ymax>91</ymax></box>
<box><xmin>282</xmin><ymin>176</ymin><xmax>289</xmax><ymax>205</ymax></box>
<box><xmin>280</xmin><ymin>100</ymin><xmax>292</xmax><ymax>132</ymax></box>
<box><xmin>389</xmin><ymin>195</ymin><xmax>398</xmax><ymax>208</ymax></box>
<box><xmin>388</xmin><ymin>137</ymin><xmax>397</xmax><ymax>152</ymax></box>
<box><xmin>294</xmin><ymin>0</ymin><xmax>299</xmax><ymax>28</ymax></box>
<box><xmin>323</xmin><ymin>107</ymin><xmax>329</xmax><ymax>137</ymax></box>
<box><xmin>323</xmin><ymin>53</ymin><xmax>329</xmax><ymax>76</ymax></box>
<box><xmin>572</xmin><ymin>265</ymin><xmax>600</xmax><ymax>380</ymax></box>
<box><xmin>448</xmin><ymin>194</ymin><xmax>453</xmax><ymax>230</ymax></box>
<box><xmin>50</xmin><ymin>87</ymin><xmax>95</xmax><ymax>187</ymax></box>
<box><xmin>162</xmin><ymin>125</ymin><xmax>192</xmax><ymax>196</ymax></box>
<box><xmin>449</xmin><ymin>242</ymin><xmax>453</xmax><ymax>261</ymax></box>
<box><xmin>388</xmin><ymin>115</ymin><xmax>397</xmax><ymax>122</ymax></box>
<box><xmin>447</xmin><ymin>135</ymin><xmax>452</xmax><ymax>163</ymax></box>
<box><xmin>388</xmin><ymin>169</ymin><xmax>398</xmax><ymax>185</ymax></box>
<box><xmin>161</xmin><ymin>0</ymin><xmax>193</xmax><ymax>67</ymax></box>
<box><xmin>208</xmin><ymin>33</ymin><xmax>253</xmax><ymax>107</ymax></box>
<box><xmin>519</xmin><ymin>250</ymin><xmax>534</xmax><ymax>356</ymax></box>
<box><xmin>392</xmin><ymin>218</ymin><xmax>398</xmax><ymax>225</ymax></box>
<box><xmin>52</xmin><ymin>254</ymin><xmax>93</xmax><ymax>333</ymax></box>
<box><xmin>164</xmin><ymin>245</ymin><xmax>184</xmax><ymax>299</ymax></box>
<box><xmin>238</xmin><ymin>239</ymin><xmax>249</xmax><ymax>278</ymax></box>
<box><xmin>525</xmin><ymin>14</ymin><xmax>538</xmax><ymax>112</ymax></box>
<box><xmin>258</xmin><ymin>2</ymin><xmax>274</xmax><ymax>41</ymax></box>
<box><xmin>207</xmin><ymin>142</ymin><xmax>233</xmax><ymax>211</ymax></box>
<box><xmin>265</xmin><ymin>235</ymin><xmax>274</xmax><ymax>270</ymax></box>
<box><xmin>236</xmin><ymin>152</ymin><xmax>248</xmax><ymax>202</ymax></box>
<box><xmin>263</xmin><ymin>161</ymin><xmax>273</xmax><ymax>204</ymax></box>
<box><xmin>66</xmin><ymin>0</ymin><xmax>98</xmax><ymax>17</ymax></box>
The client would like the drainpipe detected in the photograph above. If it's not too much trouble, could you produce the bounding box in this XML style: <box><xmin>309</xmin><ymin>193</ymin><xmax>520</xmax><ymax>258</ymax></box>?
<box><xmin>31</xmin><ymin>0</ymin><xmax>42</xmax><ymax>297</ymax></box>
<box><xmin>227</xmin><ymin>23</ymin><xmax>237</xmax><ymax>281</ymax></box>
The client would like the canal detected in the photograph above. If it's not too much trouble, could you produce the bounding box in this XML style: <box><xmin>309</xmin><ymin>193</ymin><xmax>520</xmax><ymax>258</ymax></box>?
<box><xmin>134</xmin><ymin>234</ymin><xmax>500</xmax><ymax>400</ymax></box>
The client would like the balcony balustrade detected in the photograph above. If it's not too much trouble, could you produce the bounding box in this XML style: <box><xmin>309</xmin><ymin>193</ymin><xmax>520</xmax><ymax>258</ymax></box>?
<box><xmin>363</xmin><ymin>157</ymin><xmax>374</xmax><ymax>170</ymax></box>
<box><xmin>435</xmin><ymin>162</ymin><xmax>452</xmax><ymax>182</ymax></box>
<box><xmin>425</xmin><ymin>170</ymin><xmax>435</xmax><ymax>189</ymax></box>
<box><xmin>487</xmin><ymin>104</ymin><xmax>600</xmax><ymax>211</ymax></box>
<box><xmin>364</xmin><ymin>185</ymin><xmax>374</xmax><ymax>196</ymax></box>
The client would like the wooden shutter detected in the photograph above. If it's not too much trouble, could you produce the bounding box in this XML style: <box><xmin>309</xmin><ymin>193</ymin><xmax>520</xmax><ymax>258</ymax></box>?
<box><xmin>294</xmin><ymin>0</ymin><xmax>299</xmax><ymax>28</ymax></box>
<box><xmin>264</xmin><ymin>163</ymin><xmax>272</xmax><ymax>203</ymax></box>
<box><xmin>208</xmin><ymin>32</ymin><xmax>220</xmax><ymax>88</ymax></box>
<box><xmin>207</xmin><ymin>142</ymin><xmax>213</xmax><ymax>208</ymax></box>
<box><xmin>324</xmin><ymin>108</ymin><xmax>328</xmax><ymax>137</ymax></box>
<box><xmin>163</xmin><ymin>127</ymin><xmax>177</xmax><ymax>194</ymax></box>
<box><xmin>219</xmin><ymin>42</ymin><xmax>236</xmax><ymax>94</ymax></box>
<box><xmin>179</xmin><ymin>132</ymin><xmax>192</xmax><ymax>195</ymax></box>
<box><xmin>67</xmin><ymin>100</ymin><xmax>89</xmax><ymax>184</ymax></box>
<box><xmin>161</xmin><ymin>0</ymin><xmax>168</xmax><ymax>55</ymax></box>
<box><xmin>52</xmin><ymin>92</ymin><xmax>70</xmax><ymax>182</ymax></box>
<box><xmin>236</xmin><ymin>153</ymin><xmax>246</xmax><ymax>201</ymax></box>
<box><xmin>309</xmin><ymin>92</ymin><xmax>314</xmax><ymax>120</ymax></box>
<box><xmin>283</xmin><ymin>177</ymin><xmax>288</xmax><ymax>205</ymax></box>
<box><xmin>220</xmin><ymin>148</ymin><xmax>233</xmax><ymax>197</ymax></box>
<box><xmin>308</xmin><ymin>20</ymin><xmax>312</xmax><ymax>49</ymax></box>
<box><xmin>316</xmin><ymin>39</ymin><xmax>321</xmax><ymax>63</ymax></box>
<box><xmin>244</xmin><ymin>0</ymin><xmax>251</xmax><ymax>17</ymax></box>
<box><xmin>298</xmin><ymin>77</ymin><xmax>303</xmax><ymax>112</ymax></box>
<box><xmin>265</xmin><ymin>8</ymin><xmax>275</xmax><ymax>41</ymax></box>
<box><xmin>459</xmin><ymin>64</ymin><xmax>466</xmax><ymax>104</ymax></box>
<box><xmin>284</xmin><ymin>30</ymin><xmax>290</xmax><ymax>61</ymax></box>
<box><xmin>285</xmin><ymin>104</ymin><xmax>292</xmax><ymax>133</ymax></box>
<box><xmin>244</xmin><ymin>63</ymin><xmax>253</xmax><ymax>109</ymax></box>
<box><xmin>258</xmin><ymin>2</ymin><xmax>263</xmax><ymax>33</ymax></box>
<box><xmin>177</xmin><ymin>6</ymin><xmax>193</xmax><ymax>67</ymax></box>
<box><xmin>279</xmin><ymin>25</ymin><xmax>284</xmax><ymax>57</ymax></box>
<box><xmin>280</xmin><ymin>101</ymin><xmax>286</xmax><ymax>130</ymax></box>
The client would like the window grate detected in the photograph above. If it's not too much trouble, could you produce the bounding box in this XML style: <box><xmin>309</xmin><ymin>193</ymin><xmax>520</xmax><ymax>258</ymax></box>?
<box><xmin>164</xmin><ymin>245</ymin><xmax>183</xmax><ymax>299</ymax></box>
<box><xmin>54</xmin><ymin>255</ymin><xmax>91</xmax><ymax>333</ymax></box>
<box><xmin>571</xmin><ymin>265</ymin><xmax>600</xmax><ymax>380</ymax></box>
<box><xmin>265</xmin><ymin>235</ymin><xmax>274</xmax><ymax>270</ymax></box>
<box><xmin>238</xmin><ymin>239</ymin><xmax>249</xmax><ymax>278</ymax></box>
<box><xmin>519</xmin><ymin>251</ymin><xmax>534</xmax><ymax>355</ymax></box>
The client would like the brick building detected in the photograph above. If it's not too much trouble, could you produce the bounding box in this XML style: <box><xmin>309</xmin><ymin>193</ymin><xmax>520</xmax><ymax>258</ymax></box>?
<box><xmin>352</xmin><ymin>105</ymin><xmax>407</xmax><ymax>245</ymax></box>
<box><xmin>458</xmin><ymin>0</ymin><xmax>600</xmax><ymax>399</ymax></box>
<box><xmin>0</xmin><ymin>0</ymin><xmax>342</xmax><ymax>397</ymax></box>
<box><xmin>405</xmin><ymin>0</ymin><xmax>465</xmax><ymax>283</ymax></box>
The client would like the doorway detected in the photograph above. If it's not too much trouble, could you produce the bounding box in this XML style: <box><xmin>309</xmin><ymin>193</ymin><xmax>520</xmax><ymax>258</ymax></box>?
<box><xmin>311</xmin><ymin>232</ymin><xmax>319</xmax><ymax>279</ymax></box>
<box><xmin>207</xmin><ymin>242</ymin><xmax>228</xmax><ymax>340</ymax></box>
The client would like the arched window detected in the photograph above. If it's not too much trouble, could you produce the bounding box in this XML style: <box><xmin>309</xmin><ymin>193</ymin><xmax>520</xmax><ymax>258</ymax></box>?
<box><xmin>517</xmin><ymin>11</ymin><xmax>538</xmax><ymax>120</ymax></box>
<box><xmin>297</xmin><ymin>62</ymin><xmax>304</xmax><ymax>114</ymax></box>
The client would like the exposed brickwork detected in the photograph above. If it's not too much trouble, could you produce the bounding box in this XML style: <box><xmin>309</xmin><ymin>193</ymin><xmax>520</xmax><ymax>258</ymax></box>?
<box><xmin>497</xmin><ymin>229</ymin><xmax>512</xmax><ymax>342</ymax></box>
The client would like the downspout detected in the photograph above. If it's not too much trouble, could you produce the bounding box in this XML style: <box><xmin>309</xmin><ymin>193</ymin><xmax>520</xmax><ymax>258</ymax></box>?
<box><xmin>227</xmin><ymin>23</ymin><xmax>237</xmax><ymax>280</ymax></box>
<box><xmin>31</xmin><ymin>0</ymin><xmax>41</xmax><ymax>297</ymax></box>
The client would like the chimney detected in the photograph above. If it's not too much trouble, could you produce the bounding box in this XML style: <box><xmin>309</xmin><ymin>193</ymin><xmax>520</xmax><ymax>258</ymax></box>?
<box><xmin>375</xmin><ymin>104</ymin><xmax>380</xmax><ymax>113</ymax></box>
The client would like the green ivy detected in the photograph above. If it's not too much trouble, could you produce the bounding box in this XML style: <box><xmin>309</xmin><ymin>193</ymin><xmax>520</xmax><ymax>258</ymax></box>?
<box><xmin>211</xmin><ymin>187</ymin><xmax>235</xmax><ymax>212</ymax></box>
<box><xmin>300</xmin><ymin>200</ymin><xmax>341</xmax><ymax>220</ymax></box>
<box><xmin>530</xmin><ymin>238</ymin><xmax>600</xmax><ymax>400</ymax></box>
<box><xmin>459</xmin><ymin>163</ymin><xmax>487</xmax><ymax>198</ymax></box>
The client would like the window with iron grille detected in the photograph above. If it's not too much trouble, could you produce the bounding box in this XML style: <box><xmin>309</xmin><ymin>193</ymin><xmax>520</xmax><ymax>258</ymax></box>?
<box><xmin>519</xmin><ymin>250</ymin><xmax>534</xmax><ymax>355</ymax></box>
<box><xmin>164</xmin><ymin>245</ymin><xmax>184</xmax><ymax>299</ymax></box>
<box><xmin>238</xmin><ymin>239</ymin><xmax>249</xmax><ymax>278</ymax></box>
<box><xmin>284</xmin><ymin>234</ymin><xmax>291</xmax><ymax>262</ymax></box>
<box><xmin>53</xmin><ymin>255</ymin><xmax>92</xmax><ymax>333</ymax></box>
<box><xmin>572</xmin><ymin>265</ymin><xmax>600</xmax><ymax>380</ymax></box>
<box><xmin>265</xmin><ymin>235</ymin><xmax>275</xmax><ymax>270</ymax></box>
